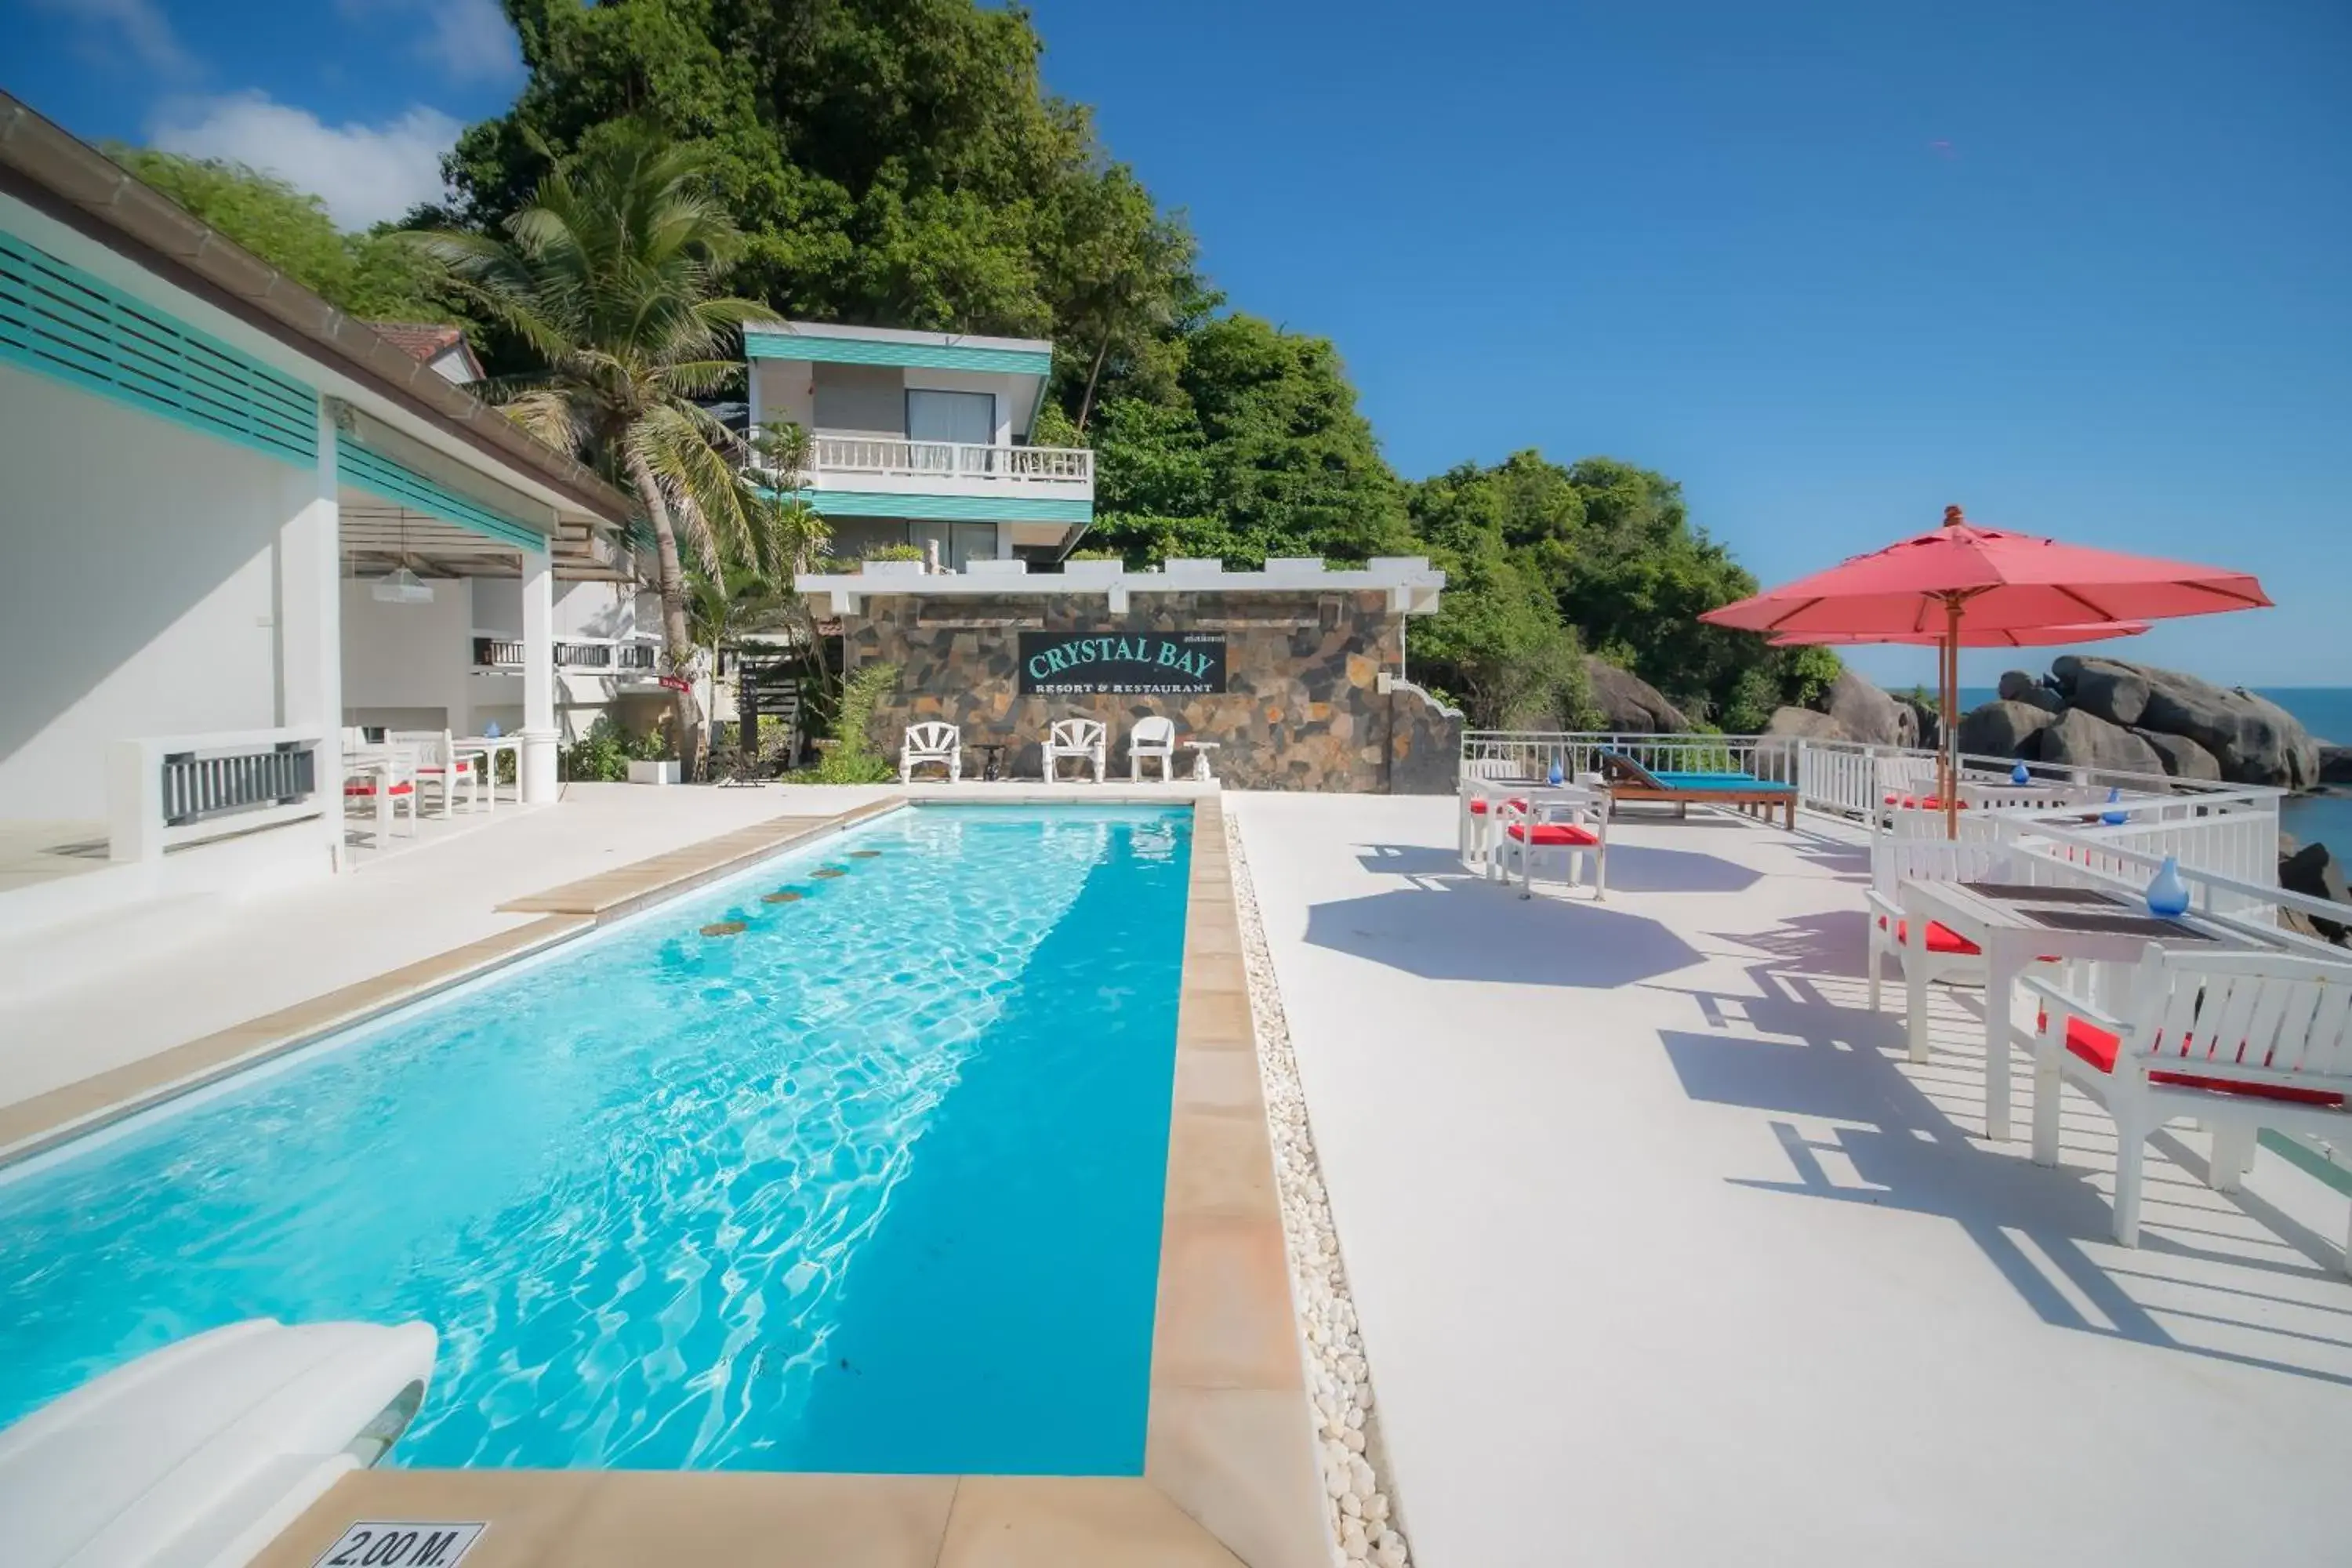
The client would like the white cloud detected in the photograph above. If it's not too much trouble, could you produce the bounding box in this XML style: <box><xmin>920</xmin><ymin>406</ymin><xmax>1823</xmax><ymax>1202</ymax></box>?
<box><xmin>337</xmin><ymin>0</ymin><xmax>521</xmax><ymax>85</ymax></box>
<box><xmin>26</xmin><ymin>0</ymin><xmax>195</xmax><ymax>77</ymax></box>
<box><xmin>149</xmin><ymin>93</ymin><xmax>463</xmax><ymax>230</ymax></box>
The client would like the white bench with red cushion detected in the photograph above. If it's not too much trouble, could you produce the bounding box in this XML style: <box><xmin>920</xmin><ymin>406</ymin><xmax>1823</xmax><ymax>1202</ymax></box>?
<box><xmin>2026</xmin><ymin>947</ymin><xmax>2352</xmax><ymax>1264</ymax></box>
<box><xmin>1496</xmin><ymin>792</ymin><xmax>1608</xmax><ymax>901</ymax></box>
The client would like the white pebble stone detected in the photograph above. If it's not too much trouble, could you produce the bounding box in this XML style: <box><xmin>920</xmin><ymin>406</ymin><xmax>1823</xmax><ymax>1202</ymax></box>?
<box><xmin>1324</xmin><ymin>1467</ymin><xmax>1348</xmax><ymax>1500</ymax></box>
<box><xmin>1339</xmin><ymin>1491</ymin><xmax>1361</xmax><ymax>1517</ymax></box>
<box><xmin>1345</xmin><ymin>1406</ymin><xmax>1365</xmax><ymax>1431</ymax></box>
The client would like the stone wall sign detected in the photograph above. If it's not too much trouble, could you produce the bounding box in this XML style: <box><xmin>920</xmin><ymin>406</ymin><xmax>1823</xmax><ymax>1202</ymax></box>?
<box><xmin>1018</xmin><ymin>630</ymin><xmax>1227</xmax><ymax>695</ymax></box>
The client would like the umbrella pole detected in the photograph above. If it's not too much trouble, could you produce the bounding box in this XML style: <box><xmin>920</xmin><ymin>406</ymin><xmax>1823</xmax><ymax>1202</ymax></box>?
<box><xmin>1942</xmin><ymin>597</ymin><xmax>1962</xmax><ymax>839</ymax></box>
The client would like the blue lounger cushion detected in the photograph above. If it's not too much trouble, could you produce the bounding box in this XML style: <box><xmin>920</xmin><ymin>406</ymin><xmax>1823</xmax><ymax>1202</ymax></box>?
<box><xmin>1647</xmin><ymin>771</ymin><xmax>1796</xmax><ymax>793</ymax></box>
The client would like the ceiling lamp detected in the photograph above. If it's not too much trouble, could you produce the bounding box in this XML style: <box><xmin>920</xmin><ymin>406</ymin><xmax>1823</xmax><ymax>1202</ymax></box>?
<box><xmin>371</xmin><ymin>506</ymin><xmax>434</xmax><ymax>603</ymax></box>
<box><xmin>372</xmin><ymin>565</ymin><xmax>434</xmax><ymax>604</ymax></box>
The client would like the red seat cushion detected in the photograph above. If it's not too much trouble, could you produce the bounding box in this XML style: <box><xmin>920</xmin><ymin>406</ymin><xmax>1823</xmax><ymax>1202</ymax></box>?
<box><xmin>2058</xmin><ymin>1015</ymin><xmax>2346</xmax><ymax>1107</ymax></box>
<box><xmin>1505</xmin><ymin>822</ymin><xmax>1599</xmax><ymax>847</ymax></box>
<box><xmin>345</xmin><ymin>780</ymin><xmax>414</xmax><ymax>796</ymax></box>
<box><xmin>1877</xmin><ymin>916</ymin><xmax>1982</xmax><ymax>955</ymax></box>
<box><xmin>1467</xmin><ymin>797</ymin><xmax>1530</xmax><ymax>816</ymax></box>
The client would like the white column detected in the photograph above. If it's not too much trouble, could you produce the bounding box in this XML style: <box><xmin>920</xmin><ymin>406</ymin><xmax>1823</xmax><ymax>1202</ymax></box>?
<box><xmin>521</xmin><ymin>542</ymin><xmax>558</xmax><ymax>802</ymax></box>
<box><xmin>279</xmin><ymin>398</ymin><xmax>344</xmax><ymax>861</ymax></box>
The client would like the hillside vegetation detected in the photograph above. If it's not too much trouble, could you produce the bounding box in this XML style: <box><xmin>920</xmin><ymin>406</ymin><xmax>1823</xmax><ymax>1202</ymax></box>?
<box><xmin>121</xmin><ymin>0</ymin><xmax>1832</xmax><ymax>731</ymax></box>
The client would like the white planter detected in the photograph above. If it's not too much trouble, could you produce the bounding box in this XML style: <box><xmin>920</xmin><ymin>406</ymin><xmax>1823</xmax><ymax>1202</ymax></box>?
<box><xmin>1057</xmin><ymin>560</ymin><xmax>1123</xmax><ymax>586</ymax></box>
<box><xmin>862</xmin><ymin>560</ymin><xmax>927</xmax><ymax>580</ymax></box>
<box><xmin>627</xmin><ymin>760</ymin><xmax>681</xmax><ymax>786</ymax></box>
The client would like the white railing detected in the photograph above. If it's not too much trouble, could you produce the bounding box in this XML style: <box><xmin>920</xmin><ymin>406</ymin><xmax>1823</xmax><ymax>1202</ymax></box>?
<box><xmin>107</xmin><ymin>725</ymin><xmax>326</xmax><ymax>863</ymax></box>
<box><xmin>1461</xmin><ymin>730</ymin><xmax>2288</xmax><ymax>898</ymax></box>
<box><xmin>801</xmin><ymin>434</ymin><xmax>1094</xmax><ymax>486</ymax></box>
<box><xmin>472</xmin><ymin>636</ymin><xmax>662</xmax><ymax>672</ymax></box>
<box><xmin>1461</xmin><ymin>731</ymin><xmax>1787</xmax><ymax>784</ymax></box>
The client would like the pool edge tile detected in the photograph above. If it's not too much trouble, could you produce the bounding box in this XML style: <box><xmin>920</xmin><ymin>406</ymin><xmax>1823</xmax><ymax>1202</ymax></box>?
<box><xmin>1143</xmin><ymin>1388</ymin><xmax>1331</xmax><ymax>1568</ymax></box>
<box><xmin>936</xmin><ymin>1476</ymin><xmax>1244</xmax><ymax>1567</ymax></box>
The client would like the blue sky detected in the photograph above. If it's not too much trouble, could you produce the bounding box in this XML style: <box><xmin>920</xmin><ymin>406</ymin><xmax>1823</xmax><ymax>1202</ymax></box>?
<box><xmin>8</xmin><ymin>0</ymin><xmax>2347</xmax><ymax>686</ymax></box>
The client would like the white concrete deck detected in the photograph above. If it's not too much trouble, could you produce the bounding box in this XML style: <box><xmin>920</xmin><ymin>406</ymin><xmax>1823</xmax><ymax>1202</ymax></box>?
<box><xmin>1233</xmin><ymin>792</ymin><xmax>2352</xmax><ymax>1568</ymax></box>
<box><xmin>0</xmin><ymin>782</ymin><xmax>893</xmax><ymax>1110</ymax></box>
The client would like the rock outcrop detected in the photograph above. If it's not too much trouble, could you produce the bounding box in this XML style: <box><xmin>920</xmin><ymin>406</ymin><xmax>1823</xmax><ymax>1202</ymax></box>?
<box><xmin>1996</xmin><ymin>670</ymin><xmax>2062</xmax><ymax>712</ymax></box>
<box><xmin>2280</xmin><ymin>843</ymin><xmax>2351</xmax><ymax>945</ymax></box>
<box><xmin>1956</xmin><ymin>699</ymin><xmax>2060</xmax><ymax>759</ymax></box>
<box><xmin>2063</xmin><ymin>658</ymin><xmax>2151</xmax><ymax>728</ymax></box>
<box><xmin>1820</xmin><ymin>670</ymin><xmax>1915</xmax><ymax>747</ymax></box>
<box><xmin>2021</xmin><ymin>656</ymin><xmax>2319</xmax><ymax>789</ymax></box>
<box><xmin>2130</xmin><ymin>728</ymin><xmax>2222</xmax><ymax>781</ymax></box>
<box><xmin>2033</xmin><ymin>708</ymin><xmax>2169</xmax><ymax>779</ymax></box>
<box><xmin>2322</xmin><ymin>745</ymin><xmax>2352</xmax><ymax>786</ymax></box>
<box><xmin>1584</xmin><ymin>656</ymin><xmax>1687</xmax><ymax>733</ymax></box>
<box><xmin>1765</xmin><ymin>706</ymin><xmax>1851</xmax><ymax>742</ymax></box>
<box><xmin>1900</xmin><ymin>695</ymin><xmax>1940</xmax><ymax>751</ymax></box>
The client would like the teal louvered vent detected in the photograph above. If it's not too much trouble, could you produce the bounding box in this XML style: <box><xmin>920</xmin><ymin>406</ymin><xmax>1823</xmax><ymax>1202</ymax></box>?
<box><xmin>336</xmin><ymin>432</ymin><xmax>546</xmax><ymax>550</ymax></box>
<box><xmin>0</xmin><ymin>226</ymin><xmax>318</xmax><ymax>466</ymax></box>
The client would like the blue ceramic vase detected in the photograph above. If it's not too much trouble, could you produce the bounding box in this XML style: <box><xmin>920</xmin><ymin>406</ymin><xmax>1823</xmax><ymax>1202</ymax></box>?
<box><xmin>1548</xmin><ymin>761</ymin><xmax>1565</xmax><ymax>786</ymax></box>
<box><xmin>2146</xmin><ymin>855</ymin><xmax>2190</xmax><ymax>919</ymax></box>
<box><xmin>2101</xmin><ymin>786</ymin><xmax>2129</xmax><ymax>826</ymax></box>
<box><xmin>2010</xmin><ymin>760</ymin><xmax>2031</xmax><ymax>786</ymax></box>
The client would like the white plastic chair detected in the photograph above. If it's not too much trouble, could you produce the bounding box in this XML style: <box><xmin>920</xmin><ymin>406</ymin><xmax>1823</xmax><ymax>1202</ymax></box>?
<box><xmin>899</xmin><ymin>721</ymin><xmax>962</xmax><ymax>783</ymax></box>
<box><xmin>1496</xmin><ymin>790</ymin><xmax>1609</xmax><ymax>901</ymax></box>
<box><xmin>1866</xmin><ymin>836</ymin><xmax>2017</xmax><ymax>1022</ymax></box>
<box><xmin>1457</xmin><ymin>757</ymin><xmax>1519</xmax><ymax>869</ymax></box>
<box><xmin>343</xmin><ymin>746</ymin><xmax>419</xmax><ymax>844</ymax></box>
<box><xmin>390</xmin><ymin>729</ymin><xmax>478</xmax><ymax>816</ymax></box>
<box><xmin>1128</xmin><ymin>717</ymin><xmax>1177</xmax><ymax>782</ymax></box>
<box><xmin>1043</xmin><ymin>718</ymin><xmax>1106</xmax><ymax>784</ymax></box>
<box><xmin>2027</xmin><ymin>947</ymin><xmax>2352</xmax><ymax>1264</ymax></box>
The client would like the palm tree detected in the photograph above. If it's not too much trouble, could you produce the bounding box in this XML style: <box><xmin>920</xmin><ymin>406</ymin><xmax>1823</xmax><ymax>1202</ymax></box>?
<box><xmin>406</xmin><ymin>127</ymin><xmax>803</xmax><ymax>774</ymax></box>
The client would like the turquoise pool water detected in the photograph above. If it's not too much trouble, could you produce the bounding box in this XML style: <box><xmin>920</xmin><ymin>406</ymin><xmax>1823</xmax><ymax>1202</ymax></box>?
<box><xmin>0</xmin><ymin>805</ymin><xmax>1192</xmax><ymax>1473</ymax></box>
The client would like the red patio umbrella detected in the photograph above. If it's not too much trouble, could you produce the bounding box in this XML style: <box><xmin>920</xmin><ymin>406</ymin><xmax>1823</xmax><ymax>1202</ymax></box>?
<box><xmin>1766</xmin><ymin>620</ymin><xmax>2151</xmax><ymax>649</ymax></box>
<box><xmin>1704</xmin><ymin>506</ymin><xmax>2270</xmax><ymax>830</ymax></box>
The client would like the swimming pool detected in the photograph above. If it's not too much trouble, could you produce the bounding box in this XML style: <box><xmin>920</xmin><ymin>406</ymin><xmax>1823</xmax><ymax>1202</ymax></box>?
<box><xmin>0</xmin><ymin>804</ymin><xmax>1192</xmax><ymax>1474</ymax></box>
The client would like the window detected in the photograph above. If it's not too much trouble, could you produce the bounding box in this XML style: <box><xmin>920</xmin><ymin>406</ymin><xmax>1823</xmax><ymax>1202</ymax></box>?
<box><xmin>906</xmin><ymin>388</ymin><xmax>995</xmax><ymax>446</ymax></box>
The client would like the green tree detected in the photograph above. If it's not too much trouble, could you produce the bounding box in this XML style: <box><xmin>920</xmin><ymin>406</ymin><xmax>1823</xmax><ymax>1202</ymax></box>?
<box><xmin>1086</xmin><ymin>314</ymin><xmax>1412</xmax><ymax>566</ymax></box>
<box><xmin>106</xmin><ymin>148</ymin><xmax>451</xmax><ymax>320</ymax></box>
<box><xmin>406</xmin><ymin>126</ymin><xmax>792</xmax><ymax>775</ymax></box>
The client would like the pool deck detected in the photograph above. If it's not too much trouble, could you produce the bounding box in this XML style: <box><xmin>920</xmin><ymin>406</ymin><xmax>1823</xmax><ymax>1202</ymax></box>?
<box><xmin>1233</xmin><ymin>792</ymin><xmax>2352</xmax><ymax>1567</ymax></box>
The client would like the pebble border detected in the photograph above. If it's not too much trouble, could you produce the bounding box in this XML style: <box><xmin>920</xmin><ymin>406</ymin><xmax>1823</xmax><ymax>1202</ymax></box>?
<box><xmin>1225</xmin><ymin>810</ymin><xmax>1413</xmax><ymax>1568</ymax></box>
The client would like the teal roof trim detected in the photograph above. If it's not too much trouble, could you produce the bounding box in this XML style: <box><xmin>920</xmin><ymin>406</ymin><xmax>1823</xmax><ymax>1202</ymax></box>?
<box><xmin>0</xmin><ymin>224</ymin><xmax>318</xmax><ymax>466</ymax></box>
<box><xmin>768</xmin><ymin>487</ymin><xmax>1091</xmax><ymax>526</ymax></box>
<box><xmin>743</xmin><ymin>328</ymin><xmax>1052</xmax><ymax>378</ymax></box>
<box><xmin>336</xmin><ymin>432</ymin><xmax>547</xmax><ymax>550</ymax></box>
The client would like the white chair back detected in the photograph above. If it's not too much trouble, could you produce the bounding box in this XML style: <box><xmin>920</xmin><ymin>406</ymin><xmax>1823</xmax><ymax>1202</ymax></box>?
<box><xmin>1131</xmin><ymin>716</ymin><xmax>1175</xmax><ymax>748</ymax></box>
<box><xmin>1871</xmin><ymin>836</ymin><xmax>2012</xmax><ymax>902</ymax></box>
<box><xmin>905</xmin><ymin>721</ymin><xmax>960</xmax><ymax>755</ymax></box>
<box><xmin>1465</xmin><ymin>757</ymin><xmax>1515</xmax><ymax>783</ymax></box>
<box><xmin>1051</xmin><ymin>718</ymin><xmax>1105</xmax><ymax>751</ymax></box>
<box><xmin>2116</xmin><ymin>946</ymin><xmax>2352</xmax><ymax>1092</ymax></box>
<box><xmin>387</xmin><ymin>728</ymin><xmax>452</xmax><ymax>766</ymax></box>
<box><xmin>1878</xmin><ymin>755</ymin><xmax>1940</xmax><ymax>800</ymax></box>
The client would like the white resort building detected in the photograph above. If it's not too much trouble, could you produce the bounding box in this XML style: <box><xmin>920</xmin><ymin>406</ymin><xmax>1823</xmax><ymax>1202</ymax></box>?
<box><xmin>742</xmin><ymin>318</ymin><xmax>1093</xmax><ymax>567</ymax></box>
<box><xmin>0</xmin><ymin>94</ymin><xmax>636</xmax><ymax>929</ymax></box>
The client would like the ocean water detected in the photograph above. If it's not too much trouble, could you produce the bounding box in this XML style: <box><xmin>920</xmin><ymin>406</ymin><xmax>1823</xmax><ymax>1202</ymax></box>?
<box><xmin>0</xmin><ymin>805</ymin><xmax>1191</xmax><ymax>1474</ymax></box>
<box><xmin>1957</xmin><ymin>684</ymin><xmax>2351</xmax><ymax>851</ymax></box>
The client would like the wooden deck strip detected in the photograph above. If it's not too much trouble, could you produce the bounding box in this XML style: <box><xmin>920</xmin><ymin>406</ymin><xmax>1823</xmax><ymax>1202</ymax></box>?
<box><xmin>496</xmin><ymin>798</ymin><xmax>905</xmax><ymax>920</ymax></box>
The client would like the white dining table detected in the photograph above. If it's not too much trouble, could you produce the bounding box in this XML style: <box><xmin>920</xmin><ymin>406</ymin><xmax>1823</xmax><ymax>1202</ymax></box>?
<box><xmin>1897</xmin><ymin>877</ymin><xmax>2275</xmax><ymax>1141</ymax></box>
<box><xmin>452</xmin><ymin>735</ymin><xmax>524</xmax><ymax>811</ymax></box>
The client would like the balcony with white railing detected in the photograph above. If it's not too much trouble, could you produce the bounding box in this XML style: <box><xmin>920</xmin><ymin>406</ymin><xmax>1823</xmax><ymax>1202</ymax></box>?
<box><xmin>747</xmin><ymin>429</ymin><xmax>1094</xmax><ymax>516</ymax></box>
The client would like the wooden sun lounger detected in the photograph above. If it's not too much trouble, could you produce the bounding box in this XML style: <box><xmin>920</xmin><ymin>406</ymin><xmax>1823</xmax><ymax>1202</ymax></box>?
<box><xmin>1598</xmin><ymin>752</ymin><xmax>1798</xmax><ymax>830</ymax></box>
